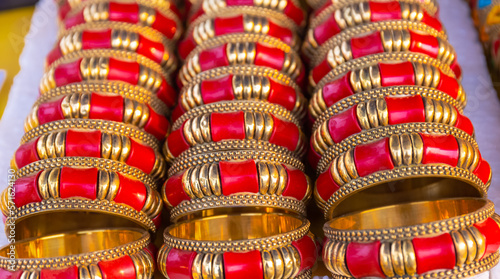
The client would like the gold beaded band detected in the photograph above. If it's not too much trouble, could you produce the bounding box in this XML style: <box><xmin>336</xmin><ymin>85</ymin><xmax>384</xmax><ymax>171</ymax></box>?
<box><xmin>0</xmin><ymin>228</ymin><xmax>154</xmax><ymax>278</ymax></box>
<box><xmin>322</xmin><ymin>198</ymin><xmax>500</xmax><ymax>278</ymax></box>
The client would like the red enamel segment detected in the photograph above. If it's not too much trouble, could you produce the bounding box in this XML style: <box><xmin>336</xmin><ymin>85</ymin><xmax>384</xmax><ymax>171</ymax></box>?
<box><xmin>354</xmin><ymin>138</ymin><xmax>394</xmax><ymax>177</ymax></box>
<box><xmin>108</xmin><ymin>2</ymin><xmax>139</xmax><ymax>23</ymax></box>
<box><xmin>379</xmin><ymin>62</ymin><xmax>415</xmax><ymax>87</ymax></box>
<box><xmin>450</xmin><ymin>59</ymin><xmax>462</xmax><ymax>79</ymax></box>
<box><xmin>114</xmin><ymin>174</ymin><xmax>147</xmax><ymax>211</ymax></box>
<box><xmin>178</xmin><ymin>36</ymin><xmax>197</xmax><ymax>60</ymax></box>
<box><xmin>165</xmin><ymin>249</ymin><xmax>197</xmax><ymax>279</ymax></box>
<box><xmin>226</xmin><ymin>0</ymin><xmax>253</xmax><ymax>5</ymax></box>
<box><xmin>156</xmin><ymin>81</ymin><xmax>177</xmax><ymax>108</ymax></box>
<box><xmin>269</xmin><ymin>116</ymin><xmax>300</xmax><ymax>152</ymax></box>
<box><xmin>215</xmin><ymin>15</ymin><xmax>245</xmax><ymax>35</ymax></box>
<box><xmin>0</xmin><ymin>269</ymin><xmax>22</xmax><ymax>279</ymax></box>
<box><xmin>267</xmin><ymin>21</ymin><xmax>294</xmax><ymax>45</ymax></box>
<box><xmin>151</xmin><ymin>12</ymin><xmax>178</xmax><ymax>39</ymax></box>
<box><xmin>163</xmin><ymin>172</ymin><xmax>191</xmax><ymax>207</ymax></box>
<box><xmin>421</xmin><ymin>11</ymin><xmax>443</xmax><ymax>31</ymax></box>
<box><xmin>58</xmin><ymin>2</ymin><xmax>71</xmax><ymax>20</ymax></box>
<box><xmin>81</xmin><ymin>30</ymin><xmax>112</xmax><ymax>49</ymax></box>
<box><xmin>166</xmin><ymin>127</ymin><xmax>190</xmax><ymax>157</ymax></box>
<box><xmin>255</xmin><ymin>43</ymin><xmax>286</xmax><ymax>70</ymax></box>
<box><xmin>282</xmin><ymin>167</ymin><xmax>308</xmax><ymax>200</ymax></box>
<box><xmin>15</xmin><ymin>140</ymin><xmax>39</xmax><ymax>168</ymax></box>
<box><xmin>13</xmin><ymin>172</ymin><xmax>42</xmax><ymax>208</ymax></box>
<box><xmin>413</xmin><ymin>234</ymin><xmax>456</xmax><ymax>274</ymax></box>
<box><xmin>311</xmin><ymin>59</ymin><xmax>332</xmax><ymax>85</ymax></box>
<box><xmin>369</xmin><ymin>1</ymin><xmax>402</xmax><ymax>21</ymax></box>
<box><xmin>220</xmin><ymin>160</ymin><xmax>260</xmax><ymax>195</ymax></box>
<box><xmin>283</xmin><ymin>1</ymin><xmax>305</xmax><ymax>26</ymax></box>
<box><xmin>328</xmin><ymin>106</ymin><xmax>362</xmax><ymax>143</ymax></box>
<box><xmin>436</xmin><ymin>73</ymin><xmax>460</xmax><ymax>99</ymax></box>
<box><xmin>292</xmin><ymin>235</ymin><xmax>317</xmax><ymax>272</ymax></box>
<box><xmin>37</xmin><ymin>98</ymin><xmax>65</xmax><ymax>124</ymax></box>
<box><xmin>65</xmin><ymin>130</ymin><xmax>102</xmax><ymax>157</ymax></box>
<box><xmin>409</xmin><ymin>31</ymin><xmax>440</xmax><ymax>58</ymax></box>
<box><xmin>210</xmin><ymin>111</ymin><xmax>246</xmax><ymax>142</ymax></box>
<box><xmin>473</xmin><ymin>159</ymin><xmax>492</xmax><ymax>184</ymax></box>
<box><xmin>474</xmin><ymin>218</ymin><xmax>500</xmax><ymax>257</ymax></box>
<box><xmin>60</xmin><ymin>167</ymin><xmax>98</xmax><ymax>200</ymax></box>
<box><xmin>64</xmin><ymin>11</ymin><xmax>85</xmax><ymax>29</ymax></box>
<box><xmin>201</xmin><ymin>75</ymin><xmax>234</xmax><ymax>104</ymax></box>
<box><xmin>315</xmin><ymin>169</ymin><xmax>340</xmax><ymax>202</ymax></box>
<box><xmin>172</xmin><ymin>105</ymin><xmax>186</xmax><ymax>123</ymax></box>
<box><xmin>223</xmin><ymin>250</ymin><xmax>264</xmax><ymax>279</ymax></box>
<box><xmin>322</xmin><ymin>73</ymin><xmax>355</xmax><ymax>106</ymax></box>
<box><xmin>107</xmin><ymin>58</ymin><xmax>140</xmax><ymax>85</ymax></box>
<box><xmin>54</xmin><ymin>59</ymin><xmax>83</xmax><ymax>86</ymax></box>
<box><xmin>89</xmin><ymin>93</ymin><xmax>124</xmax><ymax>122</ymax></box>
<box><xmin>99</xmin><ymin>255</ymin><xmax>137</xmax><ymax>279</ymax></box>
<box><xmin>137</xmin><ymin>36</ymin><xmax>167</xmax><ymax>64</ymax></box>
<box><xmin>346</xmin><ymin>241</ymin><xmax>385</xmax><ymax>278</ymax></box>
<box><xmin>351</xmin><ymin>32</ymin><xmax>385</xmax><ymax>59</ymax></box>
<box><xmin>199</xmin><ymin>44</ymin><xmax>229</xmax><ymax>71</ymax></box>
<box><xmin>314</xmin><ymin>16</ymin><xmax>341</xmax><ymax>45</ymax></box>
<box><xmin>144</xmin><ymin>108</ymin><xmax>170</xmax><ymax>140</ymax></box>
<box><xmin>385</xmin><ymin>96</ymin><xmax>426</xmax><ymax>124</ymax></box>
<box><xmin>127</xmin><ymin>140</ymin><xmax>156</xmax><ymax>174</ymax></box>
<box><xmin>46</xmin><ymin>46</ymin><xmax>63</xmax><ymax>66</ymax></box>
<box><xmin>421</xmin><ymin>134</ymin><xmax>459</xmax><ymax>167</ymax></box>
<box><xmin>267</xmin><ymin>80</ymin><xmax>297</xmax><ymax>111</ymax></box>
<box><xmin>40</xmin><ymin>265</ymin><xmax>79</xmax><ymax>279</ymax></box>
<box><xmin>307</xmin><ymin>144</ymin><xmax>321</xmax><ymax>170</ymax></box>
<box><xmin>455</xmin><ymin>114</ymin><xmax>474</xmax><ymax>135</ymax></box>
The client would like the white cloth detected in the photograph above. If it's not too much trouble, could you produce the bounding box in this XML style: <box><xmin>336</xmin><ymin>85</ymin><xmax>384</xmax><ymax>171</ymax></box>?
<box><xmin>0</xmin><ymin>0</ymin><xmax>498</xmax><ymax>278</ymax></box>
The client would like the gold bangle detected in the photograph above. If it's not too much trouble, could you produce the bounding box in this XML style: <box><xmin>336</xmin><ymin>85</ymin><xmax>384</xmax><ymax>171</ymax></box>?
<box><xmin>0</xmin><ymin>228</ymin><xmax>154</xmax><ymax>278</ymax></box>
<box><xmin>323</xmin><ymin>198</ymin><xmax>499</xmax><ymax>278</ymax></box>
<box><xmin>158</xmin><ymin>212</ymin><xmax>316</xmax><ymax>278</ymax></box>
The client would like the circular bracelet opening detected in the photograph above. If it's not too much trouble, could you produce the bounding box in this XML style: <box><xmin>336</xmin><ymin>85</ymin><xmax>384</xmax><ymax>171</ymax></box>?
<box><xmin>0</xmin><ymin>228</ymin><xmax>145</xmax><ymax>259</ymax></box>
<box><xmin>327</xmin><ymin>198</ymin><xmax>487</xmax><ymax>231</ymax></box>
<box><xmin>168</xmin><ymin>212</ymin><xmax>304</xmax><ymax>241</ymax></box>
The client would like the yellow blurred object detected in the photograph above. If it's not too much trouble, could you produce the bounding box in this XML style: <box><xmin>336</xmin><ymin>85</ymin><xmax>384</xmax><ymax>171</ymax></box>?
<box><xmin>0</xmin><ymin>6</ymin><xmax>35</xmax><ymax>120</ymax></box>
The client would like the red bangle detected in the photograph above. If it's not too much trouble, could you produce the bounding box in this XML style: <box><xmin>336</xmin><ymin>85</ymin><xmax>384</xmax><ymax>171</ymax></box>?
<box><xmin>29</xmin><ymin>92</ymin><xmax>170</xmax><ymax>141</ymax></box>
<box><xmin>309</xmin><ymin>95</ymin><xmax>474</xmax><ymax>166</ymax></box>
<box><xmin>178</xmin><ymin>14</ymin><xmax>298</xmax><ymax>60</ymax></box>
<box><xmin>188</xmin><ymin>0</ymin><xmax>306</xmax><ymax>27</ymax></box>
<box><xmin>173</xmin><ymin>73</ymin><xmax>306</xmax><ymax>122</ymax></box>
<box><xmin>40</xmin><ymin>57</ymin><xmax>177</xmax><ymax>108</ymax></box>
<box><xmin>164</xmin><ymin>111</ymin><xmax>305</xmax><ymax>161</ymax></box>
<box><xmin>179</xmin><ymin>41</ymin><xmax>304</xmax><ymax>86</ymax></box>
<box><xmin>163</xmin><ymin>159</ymin><xmax>310</xmax><ymax>208</ymax></box>
<box><xmin>309</xmin><ymin>61</ymin><xmax>463</xmax><ymax>119</ymax></box>
<box><xmin>63</xmin><ymin>1</ymin><xmax>182</xmax><ymax>40</ymax></box>
<box><xmin>47</xmin><ymin>28</ymin><xmax>175</xmax><ymax>71</ymax></box>
<box><xmin>14</xmin><ymin>129</ymin><xmax>164</xmax><ymax>177</ymax></box>
<box><xmin>309</xmin><ymin>30</ymin><xmax>457</xmax><ymax>86</ymax></box>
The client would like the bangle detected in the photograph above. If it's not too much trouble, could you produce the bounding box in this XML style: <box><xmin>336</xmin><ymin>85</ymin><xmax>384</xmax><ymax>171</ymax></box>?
<box><xmin>0</xmin><ymin>228</ymin><xmax>154</xmax><ymax>278</ymax></box>
<box><xmin>27</xmin><ymin>92</ymin><xmax>170</xmax><ymax>141</ymax></box>
<box><xmin>309</xmin><ymin>61</ymin><xmax>465</xmax><ymax>120</ymax></box>
<box><xmin>165</xmin><ymin>110</ymin><xmax>306</xmax><ymax>162</ymax></box>
<box><xmin>306</xmin><ymin>0</ymin><xmax>438</xmax><ymax>15</ymax></box>
<box><xmin>187</xmin><ymin>0</ymin><xmax>306</xmax><ymax>28</ymax></box>
<box><xmin>47</xmin><ymin>27</ymin><xmax>176</xmax><ymax>72</ymax></box>
<box><xmin>178</xmin><ymin>14</ymin><xmax>299</xmax><ymax>60</ymax></box>
<box><xmin>39</xmin><ymin>56</ymin><xmax>177</xmax><ymax>109</ymax></box>
<box><xmin>305</xmin><ymin>1</ymin><xmax>442</xmax><ymax>56</ymax></box>
<box><xmin>315</xmin><ymin>132</ymin><xmax>490</xmax><ymax>218</ymax></box>
<box><xmin>174</xmin><ymin>72</ymin><xmax>306</xmax><ymax>122</ymax></box>
<box><xmin>158</xmin><ymin>212</ymin><xmax>317</xmax><ymax>278</ymax></box>
<box><xmin>309</xmin><ymin>95</ymin><xmax>473</xmax><ymax>166</ymax></box>
<box><xmin>309</xmin><ymin>29</ymin><xmax>457</xmax><ymax>86</ymax></box>
<box><xmin>179</xmin><ymin>37</ymin><xmax>304</xmax><ymax>86</ymax></box>
<box><xmin>322</xmin><ymin>198</ymin><xmax>500</xmax><ymax>278</ymax></box>
<box><xmin>167</xmin><ymin>139</ymin><xmax>305</xmax><ymax>176</ymax></box>
<box><xmin>62</xmin><ymin>0</ymin><xmax>182</xmax><ymax>40</ymax></box>
<box><xmin>14</xmin><ymin>129</ymin><xmax>166</xmax><ymax>178</ymax></box>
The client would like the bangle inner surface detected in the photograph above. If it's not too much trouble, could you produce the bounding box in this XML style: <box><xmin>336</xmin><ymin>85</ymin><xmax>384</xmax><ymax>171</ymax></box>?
<box><xmin>0</xmin><ymin>228</ymin><xmax>143</xmax><ymax>258</ymax></box>
<box><xmin>169</xmin><ymin>212</ymin><xmax>303</xmax><ymax>241</ymax></box>
<box><xmin>328</xmin><ymin>198</ymin><xmax>486</xmax><ymax>231</ymax></box>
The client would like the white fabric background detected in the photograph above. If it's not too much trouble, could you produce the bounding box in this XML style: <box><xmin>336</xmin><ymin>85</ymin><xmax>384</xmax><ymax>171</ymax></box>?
<box><xmin>0</xmin><ymin>0</ymin><xmax>498</xmax><ymax>277</ymax></box>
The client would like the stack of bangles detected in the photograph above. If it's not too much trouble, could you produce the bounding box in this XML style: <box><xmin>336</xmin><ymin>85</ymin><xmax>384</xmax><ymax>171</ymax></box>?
<box><xmin>0</xmin><ymin>0</ymin><xmax>499</xmax><ymax>278</ymax></box>
<box><xmin>304</xmin><ymin>0</ymin><xmax>500</xmax><ymax>278</ymax></box>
